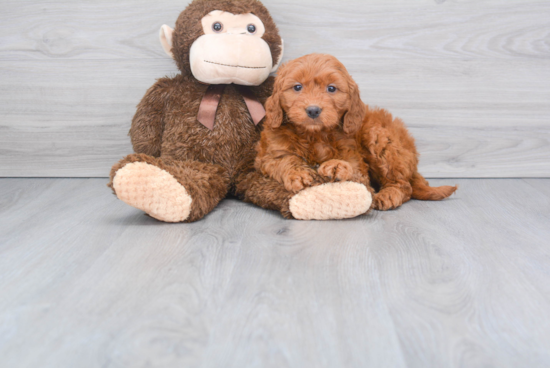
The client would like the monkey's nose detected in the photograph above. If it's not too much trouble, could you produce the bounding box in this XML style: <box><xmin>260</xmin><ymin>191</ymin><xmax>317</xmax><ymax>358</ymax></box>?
<box><xmin>306</xmin><ymin>106</ymin><xmax>322</xmax><ymax>119</ymax></box>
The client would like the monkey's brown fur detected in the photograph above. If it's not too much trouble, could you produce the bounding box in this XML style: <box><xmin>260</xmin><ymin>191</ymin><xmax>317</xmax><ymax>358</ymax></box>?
<box><xmin>108</xmin><ymin>0</ymin><xmax>296</xmax><ymax>221</ymax></box>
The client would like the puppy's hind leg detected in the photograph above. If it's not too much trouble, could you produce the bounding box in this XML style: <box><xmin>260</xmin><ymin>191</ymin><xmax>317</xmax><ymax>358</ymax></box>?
<box><xmin>361</xmin><ymin>118</ymin><xmax>416</xmax><ymax>211</ymax></box>
<box><xmin>373</xmin><ymin>181</ymin><xmax>413</xmax><ymax>211</ymax></box>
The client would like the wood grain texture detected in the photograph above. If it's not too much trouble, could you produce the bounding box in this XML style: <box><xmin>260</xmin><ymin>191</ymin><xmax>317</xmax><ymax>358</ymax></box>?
<box><xmin>0</xmin><ymin>0</ymin><xmax>549</xmax><ymax>177</ymax></box>
<box><xmin>0</xmin><ymin>178</ymin><xmax>549</xmax><ymax>368</ymax></box>
<box><xmin>2</xmin><ymin>0</ymin><xmax>548</xmax><ymax>61</ymax></box>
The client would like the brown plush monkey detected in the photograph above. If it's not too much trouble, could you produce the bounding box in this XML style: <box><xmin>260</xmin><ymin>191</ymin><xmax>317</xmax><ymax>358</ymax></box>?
<box><xmin>108</xmin><ymin>0</ymin><xmax>372</xmax><ymax>222</ymax></box>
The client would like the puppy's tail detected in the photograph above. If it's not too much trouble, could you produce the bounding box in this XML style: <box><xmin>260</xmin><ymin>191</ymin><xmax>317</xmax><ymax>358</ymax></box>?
<box><xmin>411</xmin><ymin>172</ymin><xmax>457</xmax><ymax>201</ymax></box>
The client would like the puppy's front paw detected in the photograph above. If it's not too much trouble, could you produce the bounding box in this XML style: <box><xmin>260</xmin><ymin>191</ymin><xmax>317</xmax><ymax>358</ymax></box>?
<box><xmin>318</xmin><ymin>160</ymin><xmax>353</xmax><ymax>182</ymax></box>
<box><xmin>283</xmin><ymin>169</ymin><xmax>316</xmax><ymax>193</ymax></box>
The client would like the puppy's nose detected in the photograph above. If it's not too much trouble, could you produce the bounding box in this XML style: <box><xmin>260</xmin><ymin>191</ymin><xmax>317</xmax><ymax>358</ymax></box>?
<box><xmin>306</xmin><ymin>106</ymin><xmax>322</xmax><ymax>119</ymax></box>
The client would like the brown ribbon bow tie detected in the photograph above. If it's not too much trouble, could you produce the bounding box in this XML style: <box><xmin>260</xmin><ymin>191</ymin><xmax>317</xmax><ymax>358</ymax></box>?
<box><xmin>197</xmin><ymin>84</ymin><xmax>266</xmax><ymax>130</ymax></box>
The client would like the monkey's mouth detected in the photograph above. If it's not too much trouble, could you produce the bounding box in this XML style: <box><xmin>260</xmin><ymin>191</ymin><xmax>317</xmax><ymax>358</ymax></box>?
<box><xmin>204</xmin><ymin>60</ymin><xmax>266</xmax><ymax>69</ymax></box>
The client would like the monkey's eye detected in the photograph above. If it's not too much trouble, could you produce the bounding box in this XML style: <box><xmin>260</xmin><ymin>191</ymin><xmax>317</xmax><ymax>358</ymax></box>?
<box><xmin>327</xmin><ymin>85</ymin><xmax>337</xmax><ymax>93</ymax></box>
<box><xmin>212</xmin><ymin>22</ymin><xmax>223</xmax><ymax>32</ymax></box>
<box><xmin>293</xmin><ymin>84</ymin><xmax>303</xmax><ymax>92</ymax></box>
<box><xmin>247</xmin><ymin>24</ymin><xmax>257</xmax><ymax>34</ymax></box>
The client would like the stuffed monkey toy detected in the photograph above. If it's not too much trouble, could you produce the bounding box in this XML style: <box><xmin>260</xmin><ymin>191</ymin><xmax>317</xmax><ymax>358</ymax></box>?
<box><xmin>108</xmin><ymin>0</ymin><xmax>372</xmax><ymax>222</ymax></box>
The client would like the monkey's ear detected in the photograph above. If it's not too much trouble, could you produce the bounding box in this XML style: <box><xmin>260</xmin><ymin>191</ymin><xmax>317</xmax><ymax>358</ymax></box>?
<box><xmin>159</xmin><ymin>25</ymin><xmax>174</xmax><ymax>59</ymax></box>
<box><xmin>270</xmin><ymin>39</ymin><xmax>284</xmax><ymax>73</ymax></box>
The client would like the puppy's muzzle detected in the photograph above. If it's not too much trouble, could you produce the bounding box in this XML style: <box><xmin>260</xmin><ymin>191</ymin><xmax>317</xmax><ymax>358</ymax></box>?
<box><xmin>306</xmin><ymin>106</ymin><xmax>322</xmax><ymax>119</ymax></box>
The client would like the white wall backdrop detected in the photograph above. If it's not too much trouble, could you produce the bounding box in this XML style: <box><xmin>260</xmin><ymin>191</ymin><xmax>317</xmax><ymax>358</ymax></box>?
<box><xmin>0</xmin><ymin>0</ymin><xmax>549</xmax><ymax>177</ymax></box>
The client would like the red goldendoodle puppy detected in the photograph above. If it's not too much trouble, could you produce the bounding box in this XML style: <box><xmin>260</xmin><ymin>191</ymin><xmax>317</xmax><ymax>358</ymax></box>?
<box><xmin>255</xmin><ymin>54</ymin><xmax>372</xmax><ymax>195</ymax></box>
<box><xmin>256</xmin><ymin>53</ymin><xmax>456</xmax><ymax>211</ymax></box>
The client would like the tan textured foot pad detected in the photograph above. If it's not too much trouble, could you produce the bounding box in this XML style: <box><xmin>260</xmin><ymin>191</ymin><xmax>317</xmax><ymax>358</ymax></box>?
<box><xmin>289</xmin><ymin>182</ymin><xmax>372</xmax><ymax>220</ymax></box>
<box><xmin>112</xmin><ymin>162</ymin><xmax>192</xmax><ymax>223</ymax></box>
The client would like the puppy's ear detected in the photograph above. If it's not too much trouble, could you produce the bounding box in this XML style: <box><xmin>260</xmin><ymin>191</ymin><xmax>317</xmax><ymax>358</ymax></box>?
<box><xmin>264</xmin><ymin>75</ymin><xmax>285</xmax><ymax>129</ymax></box>
<box><xmin>343</xmin><ymin>78</ymin><xmax>366</xmax><ymax>134</ymax></box>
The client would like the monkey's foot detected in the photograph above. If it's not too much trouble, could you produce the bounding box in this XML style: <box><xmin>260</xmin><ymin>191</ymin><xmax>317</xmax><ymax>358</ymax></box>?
<box><xmin>288</xmin><ymin>182</ymin><xmax>372</xmax><ymax>220</ymax></box>
<box><xmin>112</xmin><ymin>162</ymin><xmax>192</xmax><ymax>223</ymax></box>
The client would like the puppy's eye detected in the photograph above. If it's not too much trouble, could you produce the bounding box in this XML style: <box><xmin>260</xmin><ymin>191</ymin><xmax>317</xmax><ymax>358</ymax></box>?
<box><xmin>293</xmin><ymin>84</ymin><xmax>303</xmax><ymax>92</ymax></box>
<box><xmin>247</xmin><ymin>24</ymin><xmax>256</xmax><ymax>34</ymax></box>
<box><xmin>212</xmin><ymin>22</ymin><xmax>223</xmax><ymax>32</ymax></box>
<box><xmin>327</xmin><ymin>86</ymin><xmax>337</xmax><ymax>93</ymax></box>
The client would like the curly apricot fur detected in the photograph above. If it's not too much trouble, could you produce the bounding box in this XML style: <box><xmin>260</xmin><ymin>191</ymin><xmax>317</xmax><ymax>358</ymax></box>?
<box><xmin>256</xmin><ymin>53</ymin><xmax>457</xmax><ymax>212</ymax></box>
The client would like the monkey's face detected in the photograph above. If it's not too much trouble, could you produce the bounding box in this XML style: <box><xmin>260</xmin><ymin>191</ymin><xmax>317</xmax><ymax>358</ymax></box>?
<box><xmin>160</xmin><ymin>1</ymin><xmax>284</xmax><ymax>86</ymax></box>
<box><xmin>186</xmin><ymin>10</ymin><xmax>277</xmax><ymax>86</ymax></box>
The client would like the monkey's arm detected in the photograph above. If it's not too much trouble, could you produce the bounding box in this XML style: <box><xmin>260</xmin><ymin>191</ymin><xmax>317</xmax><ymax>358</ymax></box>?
<box><xmin>129</xmin><ymin>78</ymin><xmax>173</xmax><ymax>157</ymax></box>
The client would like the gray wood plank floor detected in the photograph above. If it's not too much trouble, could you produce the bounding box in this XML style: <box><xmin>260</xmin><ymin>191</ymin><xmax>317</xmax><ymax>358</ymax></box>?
<box><xmin>1</xmin><ymin>178</ymin><xmax>549</xmax><ymax>368</ymax></box>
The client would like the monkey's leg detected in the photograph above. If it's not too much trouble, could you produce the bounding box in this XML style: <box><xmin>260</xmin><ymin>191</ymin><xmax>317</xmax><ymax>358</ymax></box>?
<box><xmin>108</xmin><ymin>153</ymin><xmax>229</xmax><ymax>223</ymax></box>
<box><xmin>236</xmin><ymin>170</ymin><xmax>372</xmax><ymax>220</ymax></box>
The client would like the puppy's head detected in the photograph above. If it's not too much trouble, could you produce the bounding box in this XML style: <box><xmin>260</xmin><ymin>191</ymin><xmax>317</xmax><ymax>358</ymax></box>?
<box><xmin>265</xmin><ymin>53</ymin><xmax>366</xmax><ymax>134</ymax></box>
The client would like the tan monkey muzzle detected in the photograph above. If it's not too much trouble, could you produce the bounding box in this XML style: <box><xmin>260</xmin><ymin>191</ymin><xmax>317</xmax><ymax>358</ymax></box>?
<box><xmin>189</xmin><ymin>34</ymin><xmax>275</xmax><ymax>86</ymax></box>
